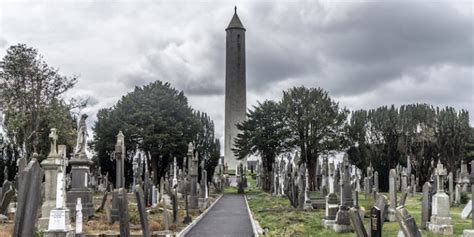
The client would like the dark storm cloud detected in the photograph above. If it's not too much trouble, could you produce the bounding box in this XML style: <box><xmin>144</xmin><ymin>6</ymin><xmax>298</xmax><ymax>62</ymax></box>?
<box><xmin>241</xmin><ymin>1</ymin><xmax>473</xmax><ymax>96</ymax></box>
<box><xmin>1</xmin><ymin>0</ymin><xmax>472</xmax><ymax>140</ymax></box>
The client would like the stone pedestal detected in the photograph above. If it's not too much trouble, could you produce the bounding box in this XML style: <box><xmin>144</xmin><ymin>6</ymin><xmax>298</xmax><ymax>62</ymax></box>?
<box><xmin>66</xmin><ymin>156</ymin><xmax>93</xmax><ymax>218</ymax></box>
<box><xmin>39</xmin><ymin>156</ymin><xmax>62</xmax><ymax>230</ymax></box>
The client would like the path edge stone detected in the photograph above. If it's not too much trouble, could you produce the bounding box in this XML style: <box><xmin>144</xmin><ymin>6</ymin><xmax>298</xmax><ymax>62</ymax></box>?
<box><xmin>244</xmin><ymin>194</ymin><xmax>262</xmax><ymax>236</ymax></box>
<box><xmin>177</xmin><ymin>194</ymin><xmax>223</xmax><ymax>237</ymax></box>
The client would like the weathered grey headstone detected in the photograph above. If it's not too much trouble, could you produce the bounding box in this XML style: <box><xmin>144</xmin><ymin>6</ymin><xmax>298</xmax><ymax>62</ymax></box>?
<box><xmin>325</xmin><ymin>193</ymin><xmax>339</xmax><ymax>220</ymax></box>
<box><xmin>448</xmin><ymin>172</ymin><xmax>454</xmax><ymax>204</ymax></box>
<box><xmin>13</xmin><ymin>158</ymin><xmax>43</xmax><ymax>237</ymax></box>
<box><xmin>118</xmin><ymin>188</ymin><xmax>130</xmax><ymax>237</ymax></box>
<box><xmin>401</xmin><ymin>169</ymin><xmax>408</xmax><ymax>194</ymax></box>
<box><xmin>395</xmin><ymin>206</ymin><xmax>421</xmax><ymax>237</ymax></box>
<box><xmin>421</xmin><ymin>182</ymin><xmax>432</xmax><ymax>229</ymax></box>
<box><xmin>0</xmin><ymin>187</ymin><xmax>14</xmax><ymax>215</ymax></box>
<box><xmin>455</xmin><ymin>183</ymin><xmax>462</xmax><ymax>204</ymax></box>
<box><xmin>134</xmin><ymin>185</ymin><xmax>150</xmax><ymax>237</ymax></box>
<box><xmin>364</xmin><ymin>177</ymin><xmax>370</xmax><ymax>200</ymax></box>
<box><xmin>410</xmin><ymin>174</ymin><xmax>416</xmax><ymax>196</ymax></box>
<box><xmin>374</xmin><ymin>195</ymin><xmax>388</xmax><ymax>226</ymax></box>
<box><xmin>373</xmin><ymin>171</ymin><xmax>379</xmax><ymax>194</ymax></box>
<box><xmin>388</xmin><ymin>169</ymin><xmax>397</xmax><ymax>221</ymax></box>
<box><xmin>399</xmin><ymin>188</ymin><xmax>408</xmax><ymax>206</ymax></box>
<box><xmin>188</xmin><ymin>143</ymin><xmax>199</xmax><ymax>209</ymax></box>
<box><xmin>349</xmin><ymin>207</ymin><xmax>368</xmax><ymax>237</ymax></box>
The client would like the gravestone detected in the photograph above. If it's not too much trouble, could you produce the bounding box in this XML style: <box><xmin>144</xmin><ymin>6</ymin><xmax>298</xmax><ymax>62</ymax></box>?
<box><xmin>455</xmin><ymin>183</ymin><xmax>461</xmax><ymax>204</ymax></box>
<box><xmin>427</xmin><ymin>161</ymin><xmax>453</xmax><ymax>235</ymax></box>
<box><xmin>13</xmin><ymin>159</ymin><xmax>43</xmax><ymax>237</ymax></box>
<box><xmin>44</xmin><ymin>148</ymin><xmax>73</xmax><ymax>237</ymax></box>
<box><xmin>134</xmin><ymin>185</ymin><xmax>150</xmax><ymax>237</ymax></box>
<box><xmin>388</xmin><ymin>169</ymin><xmax>397</xmax><ymax>221</ymax></box>
<box><xmin>364</xmin><ymin>177</ymin><xmax>370</xmax><ymax>200</ymax></box>
<box><xmin>66</xmin><ymin>115</ymin><xmax>93</xmax><ymax>218</ymax></box>
<box><xmin>462</xmin><ymin>200</ymin><xmax>472</xmax><ymax>219</ymax></box>
<box><xmin>448</xmin><ymin>172</ymin><xmax>454</xmax><ymax>204</ymax></box>
<box><xmin>172</xmin><ymin>189</ymin><xmax>178</xmax><ymax>224</ymax></box>
<box><xmin>162</xmin><ymin>194</ymin><xmax>170</xmax><ymax>231</ymax></box>
<box><xmin>399</xmin><ymin>188</ymin><xmax>408</xmax><ymax>206</ymax></box>
<box><xmin>370</xmin><ymin>206</ymin><xmax>382</xmax><ymax>237</ymax></box>
<box><xmin>421</xmin><ymin>182</ymin><xmax>432</xmax><ymax>229</ymax></box>
<box><xmin>118</xmin><ymin>188</ymin><xmax>130</xmax><ymax>237</ymax></box>
<box><xmin>395</xmin><ymin>206</ymin><xmax>422</xmax><ymax>237</ymax></box>
<box><xmin>373</xmin><ymin>171</ymin><xmax>379</xmax><ymax>194</ymax></box>
<box><xmin>188</xmin><ymin>143</ymin><xmax>199</xmax><ymax>209</ymax></box>
<box><xmin>401</xmin><ymin>169</ymin><xmax>408</xmax><ymax>194</ymax></box>
<box><xmin>349</xmin><ymin>207</ymin><xmax>368</xmax><ymax>237</ymax></box>
<box><xmin>40</xmin><ymin>128</ymin><xmax>64</xmax><ymax>230</ymax></box>
<box><xmin>463</xmin><ymin>161</ymin><xmax>474</xmax><ymax>236</ymax></box>
<box><xmin>323</xmin><ymin>193</ymin><xmax>339</xmax><ymax>230</ymax></box>
<box><xmin>374</xmin><ymin>195</ymin><xmax>388</xmax><ymax>226</ymax></box>
<box><xmin>0</xmin><ymin>186</ymin><xmax>13</xmax><ymax>215</ymax></box>
<box><xmin>76</xmin><ymin>198</ymin><xmax>83</xmax><ymax>236</ymax></box>
<box><xmin>410</xmin><ymin>174</ymin><xmax>416</xmax><ymax>196</ymax></box>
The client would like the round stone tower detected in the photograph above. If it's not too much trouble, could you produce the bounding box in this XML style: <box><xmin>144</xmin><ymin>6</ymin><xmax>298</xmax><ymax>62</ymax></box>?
<box><xmin>224</xmin><ymin>7</ymin><xmax>246</xmax><ymax>172</ymax></box>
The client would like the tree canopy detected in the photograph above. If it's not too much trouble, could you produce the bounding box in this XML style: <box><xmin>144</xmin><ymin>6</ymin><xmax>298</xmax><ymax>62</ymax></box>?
<box><xmin>92</xmin><ymin>81</ymin><xmax>219</xmax><ymax>186</ymax></box>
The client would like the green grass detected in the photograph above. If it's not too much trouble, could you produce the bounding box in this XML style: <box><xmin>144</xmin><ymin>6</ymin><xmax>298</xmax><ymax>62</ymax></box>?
<box><xmin>245</xmin><ymin>177</ymin><xmax>470</xmax><ymax>236</ymax></box>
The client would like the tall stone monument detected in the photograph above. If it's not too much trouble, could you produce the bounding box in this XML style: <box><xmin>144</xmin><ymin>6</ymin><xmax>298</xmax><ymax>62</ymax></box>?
<box><xmin>428</xmin><ymin>161</ymin><xmax>453</xmax><ymax>235</ymax></box>
<box><xmin>39</xmin><ymin>128</ymin><xmax>62</xmax><ymax>229</ymax></box>
<box><xmin>224</xmin><ymin>7</ymin><xmax>247</xmax><ymax>171</ymax></box>
<box><xmin>66</xmin><ymin>114</ymin><xmax>94</xmax><ymax>218</ymax></box>
<box><xmin>115</xmin><ymin>131</ymin><xmax>125</xmax><ymax>189</ymax></box>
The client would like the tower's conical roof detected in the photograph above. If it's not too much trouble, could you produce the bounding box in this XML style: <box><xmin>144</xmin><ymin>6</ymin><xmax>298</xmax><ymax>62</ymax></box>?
<box><xmin>226</xmin><ymin>7</ymin><xmax>245</xmax><ymax>31</ymax></box>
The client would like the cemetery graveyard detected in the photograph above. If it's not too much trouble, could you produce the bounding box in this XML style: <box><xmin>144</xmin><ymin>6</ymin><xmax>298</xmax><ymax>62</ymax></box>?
<box><xmin>0</xmin><ymin>1</ymin><xmax>473</xmax><ymax>237</ymax></box>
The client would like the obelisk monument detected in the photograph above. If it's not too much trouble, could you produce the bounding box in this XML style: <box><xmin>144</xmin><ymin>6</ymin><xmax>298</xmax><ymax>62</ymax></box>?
<box><xmin>224</xmin><ymin>7</ymin><xmax>246</xmax><ymax>172</ymax></box>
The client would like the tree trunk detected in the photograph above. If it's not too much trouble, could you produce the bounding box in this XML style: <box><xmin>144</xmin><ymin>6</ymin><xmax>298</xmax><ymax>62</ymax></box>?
<box><xmin>308</xmin><ymin>157</ymin><xmax>316</xmax><ymax>191</ymax></box>
<box><xmin>262</xmin><ymin>155</ymin><xmax>273</xmax><ymax>192</ymax></box>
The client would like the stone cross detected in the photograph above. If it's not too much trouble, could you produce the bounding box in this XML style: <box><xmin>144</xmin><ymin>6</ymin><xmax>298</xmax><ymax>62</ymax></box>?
<box><xmin>435</xmin><ymin>160</ymin><xmax>446</xmax><ymax>193</ymax></box>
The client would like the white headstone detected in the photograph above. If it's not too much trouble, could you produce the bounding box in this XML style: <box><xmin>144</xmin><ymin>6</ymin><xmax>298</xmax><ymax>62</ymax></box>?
<box><xmin>75</xmin><ymin>198</ymin><xmax>83</xmax><ymax>234</ymax></box>
<box><xmin>55</xmin><ymin>171</ymin><xmax>65</xmax><ymax>209</ymax></box>
<box><xmin>462</xmin><ymin>199</ymin><xmax>472</xmax><ymax>219</ymax></box>
<box><xmin>47</xmin><ymin>209</ymin><xmax>67</xmax><ymax>231</ymax></box>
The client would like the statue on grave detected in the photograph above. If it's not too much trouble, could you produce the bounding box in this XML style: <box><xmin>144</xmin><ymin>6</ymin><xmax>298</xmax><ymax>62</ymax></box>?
<box><xmin>75</xmin><ymin>114</ymin><xmax>88</xmax><ymax>155</ymax></box>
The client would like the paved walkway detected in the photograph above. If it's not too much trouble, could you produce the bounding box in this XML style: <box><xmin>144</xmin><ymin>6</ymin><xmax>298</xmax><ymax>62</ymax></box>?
<box><xmin>185</xmin><ymin>194</ymin><xmax>254</xmax><ymax>237</ymax></box>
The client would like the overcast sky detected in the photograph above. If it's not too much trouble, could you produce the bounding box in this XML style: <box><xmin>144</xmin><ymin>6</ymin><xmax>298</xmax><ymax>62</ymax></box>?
<box><xmin>1</xmin><ymin>0</ymin><xmax>473</xmax><ymax>147</ymax></box>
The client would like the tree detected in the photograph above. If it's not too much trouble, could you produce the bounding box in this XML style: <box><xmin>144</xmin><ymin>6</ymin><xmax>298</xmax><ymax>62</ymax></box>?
<box><xmin>233</xmin><ymin>100</ymin><xmax>290</xmax><ymax>191</ymax></box>
<box><xmin>281</xmin><ymin>87</ymin><xmax>348</xmax><ymax>191</ymax></box>
<box><xmin>92</xmin><ymin>81</ymin><xmax>219</xmax><ymax>186</ymax></box>
<box><xmin>0</xmin><ymin>44</ymin><xmax>80</xmax><ymax>162</ymax></box>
